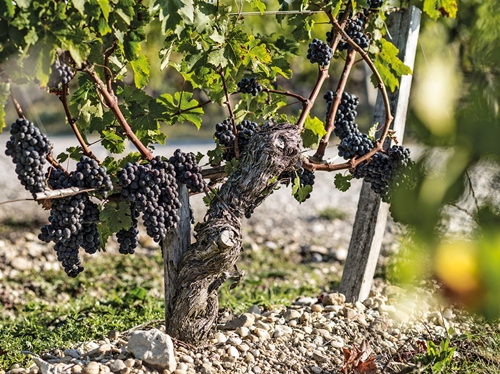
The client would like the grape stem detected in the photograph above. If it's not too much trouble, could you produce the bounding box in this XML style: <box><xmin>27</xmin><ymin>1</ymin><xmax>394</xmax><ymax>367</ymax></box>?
<box><xmin>296</xmin><ymin>9</ymin><xmax>351</xmax><ymax>131</ymax></box>
<box><xmin>313</xmin><ymin>49</ymin><xmax>357</xmax><ymax>160</ymax></box>
<box><xmin>60</xmin><ymin>83</ymin><xmax>102</xmax><ymax>164</ymax></box>
<box><xmin>9</xmin><ymin>85</ymin><xmax>26</xmax><ymax>120</ymax></box>
<box><xmin>262</xmin><ymin>88</ymin><xmax>308</xmax><ymax>107</ymax></box>
<box><xmin>219</xmin><ymin>67</ymin><xmax>239</xmax><ymax>159</ymax></box>
<box><xmin>103</xmin><ymin>40</ymin><xmax>118</xmax><ymax>93</ymax></box>
<box><xmin>83</xmin><ymin>63</ymin><xmax>154</xmax><ymax>161</ymax></box>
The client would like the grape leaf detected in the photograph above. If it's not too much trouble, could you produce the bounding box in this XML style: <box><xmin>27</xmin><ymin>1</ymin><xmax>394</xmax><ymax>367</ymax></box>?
<box><xmin>100</xmin><ymin>200</ymin><xmax>132</xmax><ymax>233</ymax></box>
<box><xmin>248</xmin><ymin>0</ymin><xmax>266</xmax><ymax>14</ymax></box>
<box><xmin>159</xmin><ymin>39</ymin><xmax>175</xmax><ymax>71</ymax></box>
<box><xmin>304</xmin><ymin>115</ymin><xmax>326</xmax><ymax>137</ymax></box>
<box><xmin>98</xmin><ymin>222</ymin><xmax>113</xmax><ymax>251</ymax></box>
<box><xmin>195</xmin><ymin>152</ymin><xmax>204</xmax><ymax>164</ymax></box>
<box><xmin>288</xmin><ymin>14</ymin><xmax>315</xmax><ymax>42</ymax></box>
<box><xmin>130</xmin><ymin>55</ymin><xmax>150</xmax><ymax>88</ymax></box>
<box><xmin>372</xmin><ymin>39</ymin><xmax>412</xmax><ymax>92</ymax></box>
<box><xmin>295</xmin><ymin>185</ymin><xmax>312</xmax><ymax>203</ymax></box>
<box><xmin>424</xmin><ymin>0</ymin><xmax>457</xmax><ymax>20</ymax></box>
<box><xmin>0</xmin><ymin>0</ymin><xmax>15</xmax><ymax>19</ymax></box>
<box><xmin>291</xmin><ymin>175</ymin><xmax>300</xmax><ymax>195</ymax></box>
<box><xmin>97</xmin><ymin>0</ymin><xmax>110</xmax><ymax>21</ymax></box>
<box><xmin>101</xmin><ymin>130</ymin><xmax>126</xmax><ymax>153</ymax></box>
<box><xmin>208</xmin><ymin>146</ymin><xmax>224</xmax><ymax>166</ymax></box>
<box><xmin>224</xmin><ymin>158</ymin><xmax>239</xmax><ymax>175</ymax></box>
<box><xmin>335</xmin><ymin>173</ymin><xmax>353</xmax><ymax>192</ymax></box>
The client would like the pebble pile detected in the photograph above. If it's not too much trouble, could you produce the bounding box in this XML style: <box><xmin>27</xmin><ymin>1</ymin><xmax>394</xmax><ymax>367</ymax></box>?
<box><xmin>3</xmin><ymin>282</ymin><xmax>489</xmax><ymax>374</ymax></box>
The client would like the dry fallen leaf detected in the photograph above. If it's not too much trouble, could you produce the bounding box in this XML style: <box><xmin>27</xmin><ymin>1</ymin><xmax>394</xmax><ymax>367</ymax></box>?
<box><xmin>342</xmin><ymin>340</ymin><xmax>377</xmax><ymax>374</ymax></box>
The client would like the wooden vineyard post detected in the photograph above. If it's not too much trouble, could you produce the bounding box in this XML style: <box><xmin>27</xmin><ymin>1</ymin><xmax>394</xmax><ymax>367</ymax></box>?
<box><xmin>338</xmin><ymin>6</ymin><xmax>422</xmax><ymax>302</ymax></box>
<box><xmin>163</xmin><ymin>184</ymin><xmax>191</xmax><ymax>329</ymax></box>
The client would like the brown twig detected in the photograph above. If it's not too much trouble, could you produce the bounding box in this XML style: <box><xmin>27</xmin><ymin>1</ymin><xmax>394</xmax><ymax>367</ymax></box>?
<box><xmin>46</xmin><ymin>153</ymin><xmax>71</xmax><ymax>176</ymax></box>
<box><xmin>60</xmin><ymin>83</ymin><xmax>101</xmax><ymax>164</ymax></box>
<box><xmin>262</xmin><ymin>88</ymin><xmax>308</xmax><ymax>108</ymax></box>
<box><xmin>314</xmin><ymin>49</ymin><xmax>356</xmax><ymax>159</ymax></box>
<box><xmin>9</xmin><ymin>85</ymin><xmax>26</xmax><ymax>119</ymax></box>
<box><xmin>83</xmin><ymin>63</ymin><xmax>153</xmax><ymax>161</ymax></box>
<box><xmin>219</xmin><ymin>67</ymin><xmax>239</xmax><ymax>159</ymax></box>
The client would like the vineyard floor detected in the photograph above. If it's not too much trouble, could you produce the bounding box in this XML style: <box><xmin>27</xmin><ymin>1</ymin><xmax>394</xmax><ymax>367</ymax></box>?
<box><xmin>1</xmin><ymin>137</ymin><xmax>500</xmax><ymax>373</ymax></box>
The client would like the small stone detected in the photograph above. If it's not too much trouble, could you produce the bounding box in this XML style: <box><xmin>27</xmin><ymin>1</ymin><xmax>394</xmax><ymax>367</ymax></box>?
<box><xmin>334</xmin><ymin>248</ymin><xmax>348</xmax><ymax>262</ymax></box>
<box><xmin>322</xmin><ymin>293</ymin><xmax>345</xmax><ymax>306</ymax></box>
<box><xmin>273</xmin><ymin>330</ymin><xmax>284</xmax><ymax>339</ymax></box>
<box><xmin>254</xmin><ymin>321</ymin><xmax>270</xmax><ymax>331</ymax></box>
<box><xmin>110</xmin><ymin>360</ymin><xmax>126</xmax><ymax>373</ymax></box>
<box><xmin>392</xmin><ymin>310</ymin><xmax>410</xmax><ymax>323</ymax></box>
<box><xmin>223</xmin><ymin>314</ymin><xmax>255</xmax><ymax>329</ymax></box>
<box><xmin>343</xmin><ymin>308</ymin><xmax>357</xmax><ymax>320</ymax></box>
<box><xmin>311</xmin><ymin>305</ymin><xmax>323</xmax><ymax>313</ymax></box>
<box><xmin>323</xmin><ymin>305</ymin><xmax>342</xmax><ymax>313</ymax></box>
<box><xmin>237</xmin><ymin>344</ymin><xmax>249</xmax><ymax>352</ymax></box>
<box><xmin>180</xmin><ymin>356</ymin><xmax>193</xmax><ymax>364</ymax></box>
<box><xmin>227</xmin><ymin>337</ymin><xmax>242</xmax><ymax>346</ymax></box>
<box><xmin>235</xmin><ymin>327</ymin><xmax>250</xmax><ymax>337</ymax></box>
<box><xmin>283</xmin><ymin>310</ymin><xmax>302</xmax><ymax>321</ymax></box>
<box><xmin>83</xmin><ymin>362</ymin><xmax>100</xmax><ymax>374</ymax></box>
<box><xmin>362</xmin><ymin>298</ymin><xmax>373</xmax><ymax>308</ymax></box>
<box><xmin>295</xmin><ymin>297</ymin><xmax>317</xmax><ymax>306</ymax></box>
<box><xmin>198</xmin><ymin>368</ymin><xmax>212</xmax><ymax>374</ymax></box>
<box><xmin>331</xmin><ymin>340</ymin><xmax>343</xmax><ymax>349</ymax></box>
<box><xmin>244</xmin><ymin>353</ymin><xmax>254</xmax><ymax>363</ymax></box>
<box><xmin>312</xmin><ymin>352</ymin><xmax>328</xmax><ymax>363</ymax></box>
<box><xmin>443</xmin><ymin>309</ymin><xmax>454</xmax><ymax>319</ymax></box>
<box><xmin>99</xmin><ymin>366</ymin><xmax>110</xmax><ymax>374</ymax></box>
<box><xmin>354</xmin><ymin>301</ymin><xmax>366</xmax><ymax>311</ymax></box>
<box><xmin>302</xmin><ymin>326</ymin><xmax>313</xmax><ymax>334</ymax></box>
<box><xmin>99</xmin><ymin>344</ymin><xmax>112</xmax><ymax>354</ymax></box>
<box><xmin>107</xmin><ymin>331</ymin><xmax>120</xmax><ymax>341</ymax></box>
<box><xmin>311</xmin><ymin>366</ymin><xmax>322</xmax><ymax>374</ymax></box>
<box><xmin>8</xmin><ymin>369</ymin><xmax>27</xmax><ymax>374</ymax></box>
<box><xmin>72</xmin><ymin>365</ymin><xmax>83</xmax><ymax>373</ymax></box>
<box><xmin>64</xmin><ymin>350</ymin><xmax>81</xmax><ymax>359</ymax></box>
<box><xmin>10</xmin><ymin>257</ymin><xmax>31</xmax><ymax>271</ymax></box>
<box><xmin>227</xmin><ymin>347</ymin><xmax>239</xmax><ymax>359</ymax></box>
<box><xmin>379</xmin><ymin>305</ymin><xmax>396</xmax><ymax>313</ymax></box>
<box><xmin>214</xmin><ymin>332</ymin><xmax>227</xmax><ymax>343</ymax></box>
<box><xmin>246</xmin><ymin>305</ymin><xmax>261</xmax><ymax>315</ymax></box>
<box><xmin>274</xmin><ymin>325</ymin><xmax>293</xmax><ymax>335</ymax></box>
<box><xmin>373</xmin><ymin>297</ymin><xmax>386</xmax><ymax>307</ymax></box>
<box><xmin>126</xmin><ymin>329</ymin><xmax>176</xmax><ymax>372</ymax></box>
<box><xmin>254</xmin><ymin>328</ymin><xmax>270</xmax><ymax>341</ymax></box>
<box><xmin>123</xmin><ymin>360</ymin><xmax>135</xmax><ymax>369</ymax></box>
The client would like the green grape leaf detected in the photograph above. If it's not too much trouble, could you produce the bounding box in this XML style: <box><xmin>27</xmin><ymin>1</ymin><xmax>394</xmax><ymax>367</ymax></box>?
<box><xmin>159</xmin><ymin>39</ymin><xmax>175</xmax><ymax>71</ymax></box>
<box><xmin>208</xmin><ymin>48</ymin><xmax>228</xmax><ymax>68</ymax></box>
<box><xmin>0</xmin><ymin>0</ymin><xmax>15</xmax><ymax>19</ymax></box>
<box><xmin>157</xmin><ymin>0</ymin><xmax>194</xmax><ymax>33</ymax></box>
<box><xmin>100</xmin><ymin>200</ymin><xmax>132</xmax><ymax>233</ymax></box>
<box><xmin>423</xmin><ymin>0</ymin><xmax>457</xmax><ymax>20</ymax></box>
<box><xmin>196</xmin><ymin>152</ymin><xmax>204</xmax><ymax>164</ymax></box>
<box><xmin>101</xmin><ymin>156</ymin><xmax>120</xmax><ymax>176</ymax></box>
<box><xmin>304</xmin><ymin>115</ymin><xmax>326</xmax><ymax>137</ymax></box>
<box><xmin>0</xmin><ymin>82</ymin><xmax>9</xmax><ymax>132</ymax></box>
<box><xmin>89</xmin><ymin>111</ymin><xmax>115</xmax><ymax>134</ymax></box>
<box><xmin>123</xmin><ymin>30</ymin><xmax>144</xmax><ymax>61</ymax></box>
<box><xmin>295</xmin><ymin>184</ymin><xmax>312</xmax><ymax>203</ymax></box>
<box><xmin>158</xmin><ymin>91</ymin><xmax>204</xmax><ymax>128</ymax></box>
<box><xmin>98</xmin><ymin>17</ymin><xmax>112</xmax><ymax>36</ymax></box>
<box><xmin>194</xmin><ymin>5</ymin><xmax>213</xmax><ymax>34</ymax></box>
<box><xmin>118</xmin><ymin>152</ymin><xmax>142</xmax><ymax>167</ymax></box>
<box><xmin>101</xmin><ymin>130</ymin><xmax>126</xmax><ymax>153</ymax></box>
<box><xmin>248</xmin><ymin>0</ymin><xmax>266</xmax><ymax>14</ymax></box>
<box><xmin>301</xmin><ymin>129</ymin><xmax>319</xmax><ymax>149</ymax></box>
<box><xmin>130</xmin><ymin>55</ymin><xmax>150</xmax><ymax>88</ymax></box>
<box><xmin>98</xmin><ymin>0</ymin><xmax>110</xmax><ymax>21</ymax></box>
<box><xmin>291</xmin><ymin>175</ymin><xmax>300</xmax><ymax>195</ymax></box>
<box><xmin>57</xmin><ymin>147</ymin><xmax>85</xmax><ymax>163</ymax></box>
<box><xmin>334</xmin><ymin>173</ymin><xmax>353</xmax><ymax>192</ymax></box>
<box><xmin>288</xmin><ymin>14</ymin><xmax>315</xmax><ymax>42</ymax></box>
<box><xmin>368</xmin><ymin>122</ymin><xmax>379</xmax><ymax>141</ymax></box>
<box><xmin>98</xmin><ymin>222</ymin><xmax>113</xmax><ymax>250</ymax></box>
<box><xmin>224</xmin><ymin>158</ymin><xmax>239</xmax><ymax>175</ymax></box>
<box><xmin>73</xmin><ymin>0</ymin><xmax>87</xmax><ymax>15</ymax></box>
<box><xmin>372</xmin><ymin>39</ymin><xmax>412</xmax><ymax>92</ymax></box>
<box><xmin>207</xmin><ymin>146</ymin><xmax>224</xmax><ymax>166</ymax></box>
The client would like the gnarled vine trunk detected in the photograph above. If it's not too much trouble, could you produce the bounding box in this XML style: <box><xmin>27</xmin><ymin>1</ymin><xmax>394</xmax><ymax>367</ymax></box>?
<box><xmin>162</xmin><ymin>121</ymin><xmax>302</xmax><ymax>345</ymax></box>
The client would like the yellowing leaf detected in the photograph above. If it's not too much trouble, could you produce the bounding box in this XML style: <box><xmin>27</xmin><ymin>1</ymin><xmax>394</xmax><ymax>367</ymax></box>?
<box><xmin>130</xmin><ymin>55</ymin><xmax>150</xmax><ymax>89</ymax></box>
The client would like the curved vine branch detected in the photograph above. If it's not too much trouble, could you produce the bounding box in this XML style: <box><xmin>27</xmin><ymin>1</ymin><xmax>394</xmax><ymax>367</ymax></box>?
<box><xmin>83</xmin><ymin>63</ymin><xmax>153</xmax><ymax>161</ymax></box>
<box><xmin>60</xmin><ymin>84</ymin><xmax>101</xmax><ymax>164</ymax></box>
<box><xmin>220</xmin><ymin>67</ymin><xmax>239</xmax><ymax>159</ymax></box>
<box><xmin>262</xmin><ymin>88</ymin><xmax>308</xmax><ymax>108</ymax></box>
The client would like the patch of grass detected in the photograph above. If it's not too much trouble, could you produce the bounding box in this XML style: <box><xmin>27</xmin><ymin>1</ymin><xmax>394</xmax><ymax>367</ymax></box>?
<box><xmin>317</xmin><ymin>207</ymin><xmax>349</xmax><ymax>221</ymax></box>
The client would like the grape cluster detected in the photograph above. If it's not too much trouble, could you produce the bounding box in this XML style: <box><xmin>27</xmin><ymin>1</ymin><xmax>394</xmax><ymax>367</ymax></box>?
<box><xmin>237</xmin><ymin>78</ymin><xmax>263</xmax><ymax>96</ymax></box>
<box><xmin>80</xmin><ymin>201</ymin><xmax>100</xmax><ymax>255</ymax></box>
<box><xmin>214</xmin><ymin>119</ymin><xmax>259</xmax><ymax>161</ymax></box>
<box><xmin>71</xmin><ymin>156</ymin><xmax>113</xmax><ymax>196</ymax></box>
<box><xmin>324</xmin><ymin>91</ymin><xmax>360</xmax><ymax>140</ymax></box>
<box><xmin>337</xmin><ymin>133</ymin><xmax>374</xmax><ymax>160</ymax></box>
<box><xmin>116</xmin><ymin>204</ymin><xmax>140</xmax><ymax>255</ymax></box>
<box><xmin>351</xmin><ymin>145</ymin><xmax>414</xmax><ymax>202</ymax></box>
<box><xmin>307</xmin><ymin>39</ymin><xmax>333</xmax><ymax>67</ymax></box>
<box><xmin>118</xmin><ymin>156</ymin><xmax>181</xmax><ymax>242</ymax></box>
<box><xmin>38</xmin><ymin>169</ymin><xmax>90</xmax><ymax>277</ymax></box>
<box><xmin>294</xmin><ymin>168</ymin><xmax>315</xmax><ymax>202</ymax></box>
<box><xmin>366</xmin><ymin>0</ymin><xmax>383</xmax><ymax>11</ymax></box>
<box><xmin>5</xmin><ymin>119</ymin><xmax>51</xmax><ymax>196</ymax></box>
<box><xmin>169</xmin><ymin>149</ymin><xmax>205</xmax><ymax>194</ymax></box>
<box><xmin>47</xmin><ymin>60</ymin><xmax>75</xmax><ymax>90</ymax></box>
<box><xmin>337</xmin><ymin>18</ymin><xmax>370</xmax><ymax>51</ymax></box>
